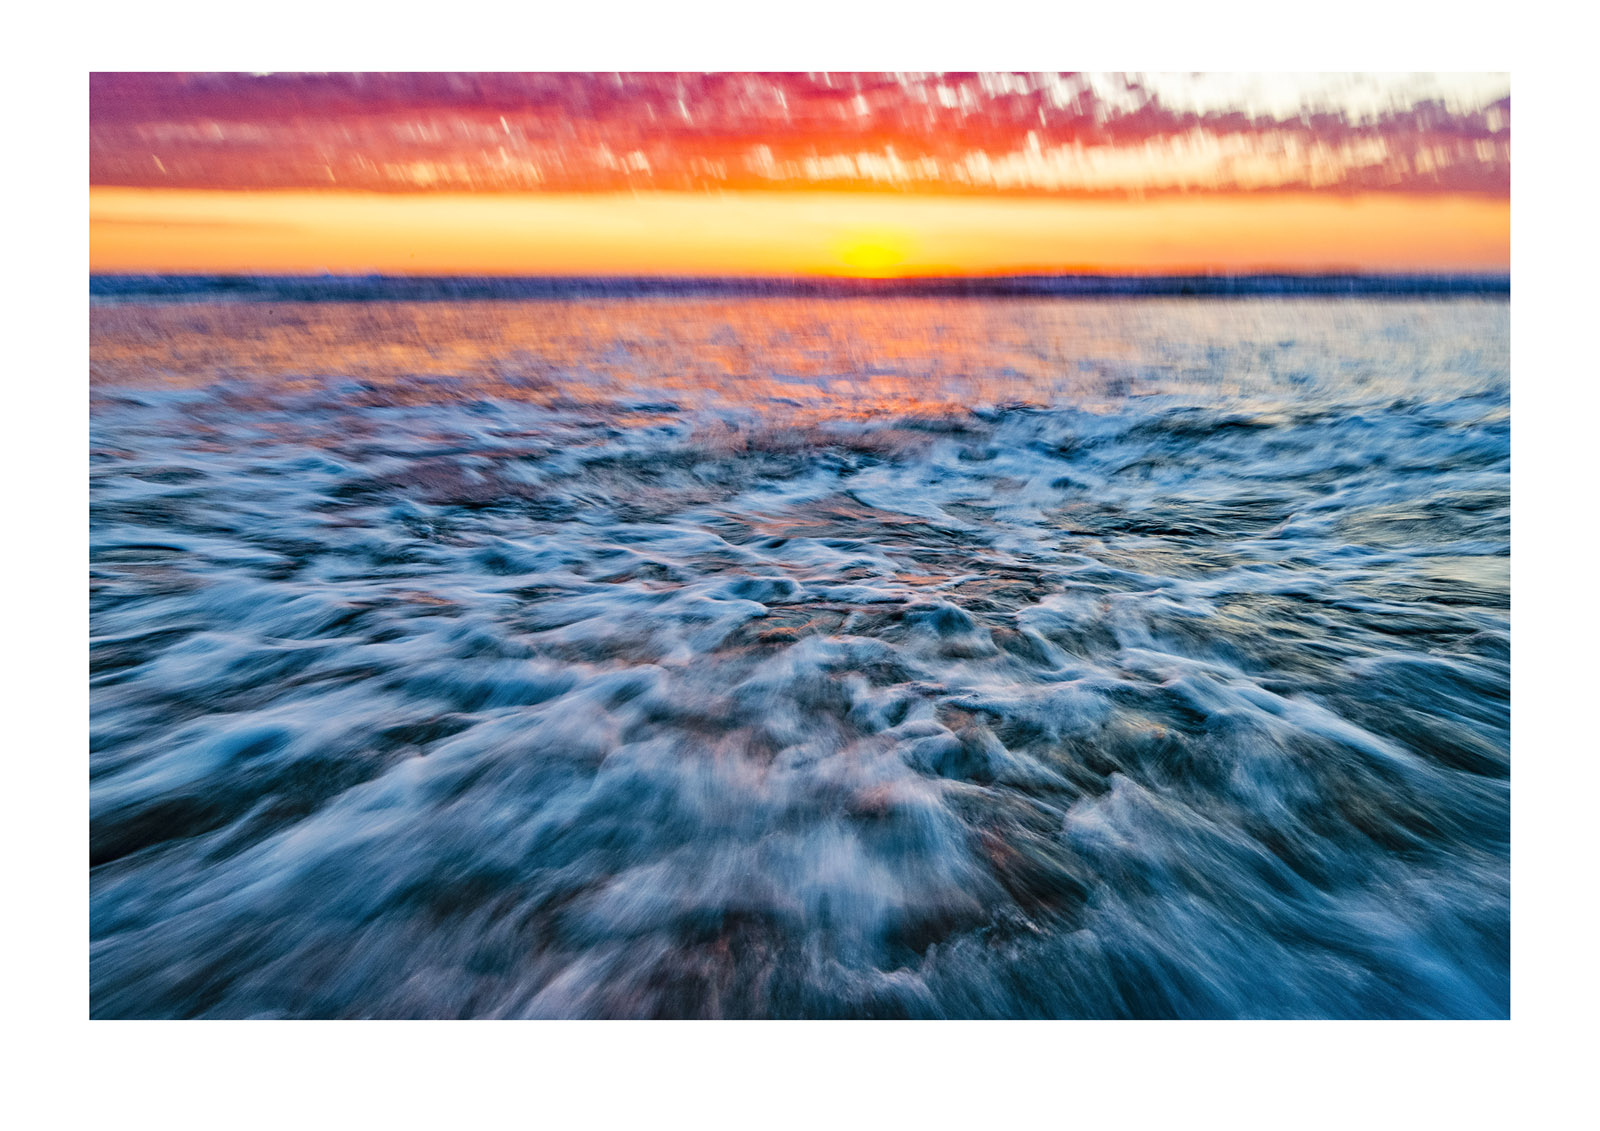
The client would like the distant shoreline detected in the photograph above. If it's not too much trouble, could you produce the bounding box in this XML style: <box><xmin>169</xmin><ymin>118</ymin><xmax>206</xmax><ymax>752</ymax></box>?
<box><xmin>90</xmin><ymin>273</ymin><xmax>1511</xmax><ymax>303</ymax></box>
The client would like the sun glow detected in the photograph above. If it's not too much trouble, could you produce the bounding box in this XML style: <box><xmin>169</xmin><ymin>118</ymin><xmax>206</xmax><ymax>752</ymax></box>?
<box><xmin>89</xmin><ymin>188</ymin><xmax>1511</xmax><ymax>276</ymax></box>
<box><xmin>834</xmin><ymin>230</ymin><xmax>915</xmax><ymax>276</ymax></box>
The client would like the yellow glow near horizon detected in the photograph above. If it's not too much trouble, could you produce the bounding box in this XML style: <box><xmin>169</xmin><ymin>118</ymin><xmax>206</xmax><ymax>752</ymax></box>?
<box><xmin>89</xmin><ymin>188</ymin><xmax>1510</xmax><ymax>276</ymax></box>
<box><xmin>833</xmin><ymin>229</ymin><xmax>916</xmax><ymax>277</ymax></box>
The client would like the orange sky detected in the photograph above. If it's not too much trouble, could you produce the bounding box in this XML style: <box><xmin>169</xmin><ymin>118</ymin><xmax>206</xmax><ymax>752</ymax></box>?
<box><xmin>90</xmin><ymin>74</ymin><xmax>1510</xmax><ymax>276</ymax></box>
<box><xmin>90</xmin><ymin>188</ymin><xmax>1509</xmax><ymax>276</ymax></box>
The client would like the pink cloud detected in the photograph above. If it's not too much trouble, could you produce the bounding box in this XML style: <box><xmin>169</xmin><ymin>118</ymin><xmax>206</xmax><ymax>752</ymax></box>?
<box><xmin>90</xmin><ymin>73</ymin><xmax>1510</xmax><ymax>198</ymax></box>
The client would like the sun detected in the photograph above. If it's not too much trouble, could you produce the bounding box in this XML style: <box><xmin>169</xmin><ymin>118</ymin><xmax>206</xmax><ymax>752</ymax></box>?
<box><xmin>833</xmin><ymin>229</ymin><xmax>915</xmax><ymax>277</ymax></box>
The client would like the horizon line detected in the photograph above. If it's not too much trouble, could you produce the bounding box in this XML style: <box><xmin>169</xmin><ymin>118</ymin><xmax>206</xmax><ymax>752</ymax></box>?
<box><xmin>89</xmin><ymin>271</ymin><xmax>1511</xmax><ymax>302</ymax></box>
<box><xmin>90</xmin><ymin>269</ymin><xmax>1512</xmax><ymax>281</ymax></box>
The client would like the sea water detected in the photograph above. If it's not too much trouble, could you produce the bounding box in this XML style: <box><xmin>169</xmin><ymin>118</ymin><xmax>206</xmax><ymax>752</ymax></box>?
<box><xmin>89</xmin><ymin>292</ymin><xmax>1510</xmax><ymax>1018</ymax></box>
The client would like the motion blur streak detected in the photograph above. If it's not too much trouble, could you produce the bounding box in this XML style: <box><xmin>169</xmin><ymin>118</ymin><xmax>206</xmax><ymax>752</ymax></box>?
<box><xmin>90</xmin><ymin>289</ymin><xmax>1508</xmax><ymax>1018</ymax></box>
<box><xmin>90</xmin><ymin>73</ymin><xmax>1509</xmax><ymax>198</ymax></box>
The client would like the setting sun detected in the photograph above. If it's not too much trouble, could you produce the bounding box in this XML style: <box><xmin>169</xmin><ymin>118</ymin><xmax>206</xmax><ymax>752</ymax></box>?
<box><xmin>834</xmin><ymin>230</ymin><xmax>915</xmax><ymax>276</ymax></box>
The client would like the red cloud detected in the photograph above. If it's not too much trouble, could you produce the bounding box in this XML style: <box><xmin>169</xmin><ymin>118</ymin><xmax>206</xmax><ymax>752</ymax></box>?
<box><xmin>89</xmin><ymin>73</ymin><xmax>1510</xmax><ymax>198</ymax></box>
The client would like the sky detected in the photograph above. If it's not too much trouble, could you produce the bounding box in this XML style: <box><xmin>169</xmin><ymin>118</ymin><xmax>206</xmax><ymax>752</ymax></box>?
<box><xmin>89</xmin><ymin>72</ymin><xmax>1510</xmax><ymax>276</ymax></box>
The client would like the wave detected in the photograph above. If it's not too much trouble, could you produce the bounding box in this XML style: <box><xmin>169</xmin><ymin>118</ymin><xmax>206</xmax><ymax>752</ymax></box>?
<box><xmin>89</xmin><ymin>296</ymin><xmax>1510</xmax><ymax>1018</ymax></box>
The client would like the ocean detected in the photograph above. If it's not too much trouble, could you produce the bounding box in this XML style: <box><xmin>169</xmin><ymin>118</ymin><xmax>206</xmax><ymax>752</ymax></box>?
<box><xmin>89</xmin><ymin>282</ymin><xmax>1510</xmax><ymax>1018</ymax></box>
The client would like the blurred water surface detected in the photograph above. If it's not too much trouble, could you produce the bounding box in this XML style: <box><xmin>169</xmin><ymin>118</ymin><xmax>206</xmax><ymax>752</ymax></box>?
<box><xmin>90</xmin><ymin>295</ymin><xmax>1509</xmax><ymax>1018</ymax></box>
